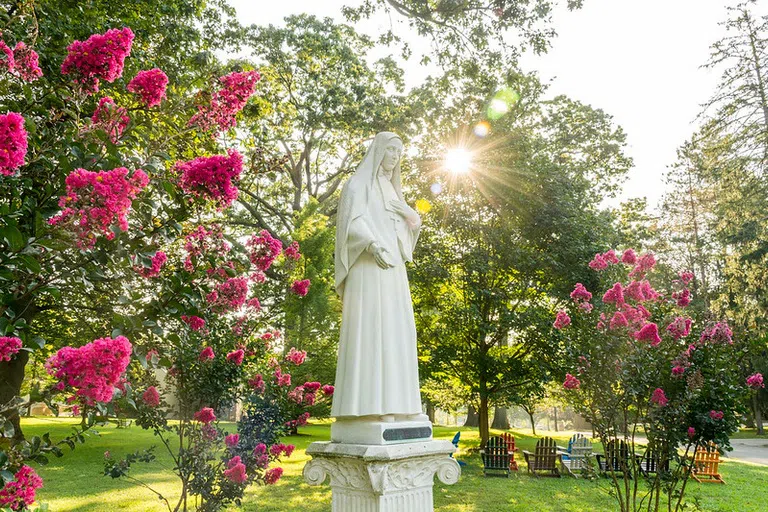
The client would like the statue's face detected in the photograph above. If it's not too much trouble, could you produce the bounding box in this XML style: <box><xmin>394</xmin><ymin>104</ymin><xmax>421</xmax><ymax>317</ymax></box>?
<box><xmin>380</xmin><ymin>141</ymin><xmax>403</xmax><ymax>173</ymax></box>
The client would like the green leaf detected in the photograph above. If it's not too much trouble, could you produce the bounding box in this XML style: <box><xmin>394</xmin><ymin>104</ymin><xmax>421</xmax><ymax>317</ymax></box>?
<box><xmin>0</xmin><ymin>225</ymin><xmax>24</xmax><ymax>251</ymax></box>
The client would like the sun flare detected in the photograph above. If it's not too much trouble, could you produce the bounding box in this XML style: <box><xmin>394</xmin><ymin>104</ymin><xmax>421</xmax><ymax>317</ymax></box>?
<box><xmin>444</xmin><ymin>147</ymin><xmax>473</xmax><ymax>174</ymax></box>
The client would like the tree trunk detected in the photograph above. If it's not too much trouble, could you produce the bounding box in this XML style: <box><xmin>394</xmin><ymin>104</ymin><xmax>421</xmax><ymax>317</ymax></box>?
<box><xmin>0</xmin><ymin>351</ymin><xmax>29</xmax><ymax>443</ymax></box>
<box><xmin>553</xmin><ymin>406</ymin><xmax>559</xmax><ymax>432</ymax></box>
<box><xmin>478</xmin><ymin>396</ymin><xmax>490</xmax><ymax>446</ymax></box>
<box><xmin>491</xmin><ymin>406</ymin><xmax>509</xmax><ymax>430</ymax></box>
<box><xmin>755</xmin><ymin>392</ymin><xmax>764</xmax><ymax>436</ymax></box>
<box><xmin>426</xmin><ymin>401</ymin><xmax>436</xmax><ymax>424</ymax></box>
<box><xmin>463</xmin><ymin>404</ymin><xmax>479</xmax><ymax>427</ymax></box>
<box><xmin>529</xmin><ymin>412</ymin><xmax>536</xmax><ymax>436</ymax></box>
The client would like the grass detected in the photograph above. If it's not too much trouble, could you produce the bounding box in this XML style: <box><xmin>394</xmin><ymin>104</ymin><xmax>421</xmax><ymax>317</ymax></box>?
<box><xmin>21</xmin><ymin>417</ymin><xmax>768</xmax><ymax>511</ymax></box>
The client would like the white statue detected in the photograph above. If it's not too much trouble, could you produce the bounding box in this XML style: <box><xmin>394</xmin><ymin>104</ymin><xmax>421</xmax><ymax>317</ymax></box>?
<box><xmin>331</xmin><ymin>132</ymin><xmax>425</xmax><ymax>425</ymax></box>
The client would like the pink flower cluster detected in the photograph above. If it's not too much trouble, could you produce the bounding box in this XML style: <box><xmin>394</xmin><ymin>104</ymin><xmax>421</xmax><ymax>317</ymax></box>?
<box><xmin>709</xmin><ymin>410</ymin><xmax>724</xmax><ymax>421</ymax></box>
<box><xmin>127</xmin><ymin>68</ymin><xmax>168</xmax><ymax>107</ymax></box>
<box><xmin>0</xmin><ymin>465</ymin><xmax>43</xmax><ymax>510</ymax></box>
<box><xmin>49</xmin><ymin>167</ymin><xmax>149</xmax><ymax>249</ymax></box>
<box><xmin>588</xmin><ymin>249</ymin><xmax>619</xmax><ymax>270</ymax></box>
<box><xmin>274</xmin><ymin>367</ymin><xmax>291</xmax><ymax>387</ymax></box>
<box><xmin>46</xmin><ymin>335</ymin><xmax>132</xmax><ymax>404</ymax></box>
<box><xmin>570</xmin><ymin>283</ymin><xmax>592</xmax><ymax>303</ymax></box>
<box><xmin>136</xmin><ymin>251</ymin><xmax>167</xmax><ymax>278</ymax></box>
<box><xmin>194</xmin><ymin>407</ymin><xmax>216</xmax><ymax>424</ymax></box>
<box><xmin>189</xmin><ymin>70</ymin><xmax>261</xmax><ymax>135</ymax></box>
<box><xmin>226</xmin><ymin>349</ymin><xmax>244</xmax><ymax>365</ymax></box>
<box><xmin>207</xmin><ymin>277</ymin><xmax>249</xmax><ymax>313</ymax></box>
<box><xmin>563</xmin><ymin>373</ymin><xmax>580</xmax><ymax>390</ymax></box>
<box><xmin>248</xmin><ymin>374</ymin><xmax>265</xmax><ymax>393</ymax></box>
<box><xmin>672</xmin><ymin>288</ymin><xmax>691</xmax><ymax>307</ymax></box>
<box><xmin>199</xmin><ymin>346</ymin><xmax>215</xmax><ymax>361</ymax></box>
<box><xmin>90</xmin><ymin>97</ymin><xmax>130</xmax><ymax>143</ymax></box>
<box><xmin>699</xmin><ymin>322</ymin><xmax>733</xmax><ymax>345</ymax></box>
<box><xmin>634</xmin><ymin>322</ymin><xmax>662</xmax><ymax>346</ymax></box>
<box><xmin>291</xmin><ymin>279</ymin><xmax>311</xmax><ymax>297</ymax></box>
<box><xmin>0</xmin><ymin>40</ymin><xmax>43</xmax><ymax>82</ymax></box>
<box><xmin>223</xmin><ymin>456</ymin><xmax>247</xmax><ymax>484</ymax></box>
<box><xmin>650</xmin><ymin>388</ymin><xmax>668</xmax><ymax>407</ymax></box>
<box><xmin>225</xmin><ymin>433</ymin><xmax>240</xmax><ymax>448</ymax></box>
<box><xmin>247</xmin><ymin>230</ymin><xmax>283</xmax><ymax>271</ymax></box>
<box><xmin>666</xmin><ymin>316</ymin><xmax>692</xmax><ymax>340</ymax></box>
<box><xmin>285</xmin><ymin>412</ymin><xmax>310</xmax><ymax>430</ymax></box>
<box><xmin>629</xmin><ymin>252</ymin><xmax>656</xmax><ymax>278</ymax></box>
<box><xmin>177</xmin><ymin>150</ymin><xmax>243</xmax><ymax>209</ymax></box>
<box><xmin>624</xmin><ymin>280</ymin><xmax>658</xmax><ymax>302</ymax></box>
<box><xmin>285</xmin><ymin>347</ymin><xmax>306</xmax><ymax>365</ymax></box>
<box><xmin>322</xmin><ymin>384</ymin><xmax>334</xmax><ymax>396</ymax></box>
<box><xmin>61</xmin><ymin>27</ymin><xmax>134</xmax><ymax>94</ymax></box>
<box><xmin>263</xmin><ymin>467</ymin><xmax>283</xmax><ymax>485</ymax></box>
<box><xmin>747</xmin><ymin>373</ymin><xmax>764</xmax><ymax>389</ymax></box>
<box><xmin>553</xmin><ymin>310</ymin><xmax>571</xmax><ymax>330</ymax></box>
<box><xmin>182</xmin><ymin>315</ymin><xmax>206</xmax><ymax>331</ymax></box>
<box><xmin>0</xmin><ymin>336</ymin><xmax>22</xmax><ymax>362</ymax></box>
<box><xmin>679</xmin><ymin>271</ymin><xmax>694</xmax><ymax>285</ymax></box>
<box><xmin>183</xmin><ymin>224</ymin><xmax>230</xmax><ymax>271</ymax></box>
<box><xmin>142</xmin><ymin>386</ymin><xmax>160</xmax><ymax>407</ymax></box>
<box><xmin>269</xmin><ymin>443</ymin><xmax>295</xmax><ymax>458</ymax></box>
<box><xmin>284</xmin><ymin>241</ymin><xmax>301</xmax><ymax>261</ymax></box>
<box><xmin>0</xmin><ymin>112</ymin><xmax>28</xmax><ymax>176</ymax></box>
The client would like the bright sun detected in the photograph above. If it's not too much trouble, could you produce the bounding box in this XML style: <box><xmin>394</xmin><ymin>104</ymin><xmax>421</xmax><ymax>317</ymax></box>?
<box><xmin>444</xmin><ymin>147</ymin><xmax>473</xmax><ymax>174</ymax></box>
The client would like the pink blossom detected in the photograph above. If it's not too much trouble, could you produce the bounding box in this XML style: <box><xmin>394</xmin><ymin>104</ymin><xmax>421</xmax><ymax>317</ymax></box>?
<box><xmin>563</xmin><ymin>373</ymin><xmax>580</xmax><ymax>390</ymax></box>
<box><xmin>182</xmin><ymin>315</ymin><xmax>206</xmax><ymax>331</ymax></box>
<box><xmin>61</xmin><ymin>27</ymin><xmax>134</xmax><ymax>94</ymax></box>
<box><xmin>291</xmin><ymin>279</ymin><xmax>311</xmax><ymax>297</ymax></box>
<box><xmin>0</xmin><ymin>40</ymin><xmax>14</xmax><ymax>73</ymax></box>
<box><xmin>621</xmin><ymin>248</ymin><xmax>637</xmax><ymax>265</ymax></box>
<box><xmin>747</xmin><ymin>373</ymin><xmax>764</xmax><ymax>389</ymax></box>
<box><xmin>0</xmin><ymin>465</ymin><xmax>43</xmax><ymax>510</ymax></box>
<box><xmin>570</xmin><ymin>283</ymin><xmax>593</xmax><ymax>303</ymax></box>
<box><xmin>588</xmin><ymin>253</ymin><xmax>608</xmax><ymax>270</ymax></box>
<box><xmin>223</xmin><ymin>456</ymin><xmax>248</xmax><ymax>484</ymax></box>
<box><xmin>11</xmin><ymin>42</ymin><xmax>42</xmax><ymax>81</ymax></box>
<box><xmin>136</xmin><ymin>251</ymin><xmax>167</xmax><ymax>278</ymax></box>
<box><xmin>673</xmin><ymin>288</ymin><xmax>692</xmax><ymax>307</ymax></box>
<box><xmin>650</xmin><ymin>388</ymin><xmax>668</xmax><ymax>407</ymax></box>
<box><xmin>48</xmin><ymin>167</ymin><xmax>149</xmax><ymax>249</ymax></box>
<box><xmin>688</xmin><ymin>427</ymin><xmax>696</xmax><ymax>439</ymax></box>
<box><xmin>679</xmin><ymin>271</ymin><xmax>694</xmax><ymax>285</ymax></box>
<box><xmin>199</xmin><ymin>346</ymin><xmax>215</xmax><ymax>361</ymax></box>
<box><xmin>709</xmin><ymin>410</ymin><xmax>724</xmax><ymax>421</ymax></box>
<box><xmin>0</xmin><ymin>336</ymin><xmax>22</xmax><ymax>362</ymax></box>
<box><xmin>246</xmin><ymin>297</ymin><xmax>261</xmax><ymax>311</ymax></box>
<box><xmin>142</xmin><ymin>386</ymin><xmax>160</xmax><ymax>407</ymax></box>
<box><xmin>699</xmin><ymin>322</ymin><xmax>733</xmax><ymax>344</ymax></box>
<box><xmin>226</xmin><ymin>349</ymin><xmax>244</xmax><ymax>366</ymax></box>
<box><xmin>145</xmin><ymin>349</ymin><xmax>159</xmax><ymax>362</ymax></box>
<box><xmin>176</xmin><ymin>150</ymin><xmax>243</xmax><ymax>209</ymax></box>
<box><xmin>0</xmin><ymin>112</ymin><xmax>28</xmax><ymax>176</ymax></box>
<box><xmin>284</xmin><ymin>241</ymin><xmax>301</xmax><ymax>261</ymax></box>
<box><xmin>672</xmin><ymin>366</ymin><xmax>686</xmax><ymax>377</ymax></box>
<box><xmin>208</xmin><ymin>277</ymin><xmax>249</xmax><ymax>313</ymax></box>
<box><xmin>127</xmin><ymin>68</ymin><xmax>168</xmax><ymax>107</ymax></box>
<box><xmin>303</xmin><ymin>381</ymin><xmax>321</xmax><ymax>392</ymax></box>
<box><xmin>602</xmin><ymin>282</ymin><xmax>625</xmax><ymax>306</ymax></box>
<box><xmin>634</xmin><ymin>323</ymin><xmax>662</xmax><ymax>346</ymax></box>
<box><xmin>46</xmin><ymin>335</ymin><xmax>132</xmax><ymax>404</ymax></box>
<box><xmin>666</xmin><ymin>317</ymin><xmax>692</xmax><ymax>340</ymax></box>
<box><xmin>275</xmin><ymin>368</ymin><xmax>292</xmax><ymax>387</ymax></box>
<box><xmin>553</xmin><ymin>310</ymin><xmax>571</xmax><ymax>330</ymax></box>
<box><xmin>248</xmin><ymin>374</ymin><xmax>265</xmax><ymax>393</ymax></box>
<box><xmin>247</xmin><ymin>230</ymin><xmax>283</xmax><ymax>271</ymax></box>
<box><xmin>579</xmin><ymin>302</ymin><xmax>593</xmax><ymax>313</ymax></box>
<box><xmin>603</xmin><ymin>249</ymin><xmax>619</xmax><ymax>264</ymax></box>
<box><xmin>225</xmin><ymin>433</ymin><xmax>240</xmax><ymax>448</ymax></box>
<box><xmin>189</xmin><ymin>70</ymin><xmax>261</xmax><ymax>135</ymax></box>
<box><xmin>91</xmin><ymin>96</ymin><xmax>130</xmax><ymax>143</ymax></box>
<box><xmin>254</xmin><ymin>443</ymin><xmax>267</xmax><ymax>456</ymax></box>
<box><xmin>322</xmin><ymin>384</ymin><xmax>334</xmax><ymax>396</ymax></box>
<box><xmin>285</xmin><ymin>347</ymin><xmax>307</xmax><ymax>365</ymax></box>
<box><xmin>609</xmin><ymin>311</ymin><xmax>629</xmax><ymax>330</ymax></box>
<box><xmin>264</xmin><ymin>467</ymin><xmax>283</xmax><ymax>485</ymax></box>
<box><xmin>194</xmin><ymin>407</ymin><xmax>216</xmax><ymax>424</ymax></box>
<box><xmin>297</xmin><ymin>412</ymin><xmax>311</xmax><ymax>426</ymax></box>
<box><xmin>183</xmin><ymin>224</ymin><xmax>230</xmax><ymax>270</ymax></box>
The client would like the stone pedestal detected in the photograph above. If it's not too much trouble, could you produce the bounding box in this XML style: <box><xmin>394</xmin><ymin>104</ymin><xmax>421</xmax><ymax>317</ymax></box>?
<box><xmin>303</xmin><ymin>440</ymin><xmax>460</xmax><ymax>512</ymax></box>
<box><xmin>331</xmin><ymin>417</ymin><xmax>433</xmax><ymax>445</ymax></box>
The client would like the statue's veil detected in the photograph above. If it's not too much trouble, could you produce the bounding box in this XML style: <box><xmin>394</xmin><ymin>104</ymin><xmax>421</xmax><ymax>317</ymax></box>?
<box><xmin>334</xmin><ymin>132</ymin><xmax>403</xmax><ymax>297</ymax></box>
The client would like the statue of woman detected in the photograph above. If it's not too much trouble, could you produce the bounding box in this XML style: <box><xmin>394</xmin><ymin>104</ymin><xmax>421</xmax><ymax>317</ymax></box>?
<box><xmin>331</xmin><ymin>132</ymin><xmax>424</xmax><ymax>424</ymax></box>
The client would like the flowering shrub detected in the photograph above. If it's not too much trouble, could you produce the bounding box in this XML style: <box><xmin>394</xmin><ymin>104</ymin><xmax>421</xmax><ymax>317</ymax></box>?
<box><xmin>0</xmin><ymin>112</ymin><xmax>28</xmax><ymax>176</ymax></box>
<box><xmin>60</xmin><ymin>27</ymin><xmax>134</xmax><ymax>94</ymax></box>
<box><xmin>126</xmin><ymin>68</ymin><xmax>168</xmax><ymax>107</ymax></box>
<box><xmin>556</xmin><ymin>249</ymin><xmax>748</xmax><ymax>512</ymax></box>
<box><xmin>176</xmin><ymin>150</ymin><xmax>243</xmax><ymax>208</ymax></box>
<box><xmin>247</xmin><ymin>230</ymin><xmax>283</xmax><ymax>271</ymax></box>
<box><xmin>0</xmin><ymin>465</ymin><xmax>43</xmax><ymax>510</ymax></box>
<box><xmin>189</xmin><ymin>70</ymin><xmax>261</xmax><ymax>135</ymax></box>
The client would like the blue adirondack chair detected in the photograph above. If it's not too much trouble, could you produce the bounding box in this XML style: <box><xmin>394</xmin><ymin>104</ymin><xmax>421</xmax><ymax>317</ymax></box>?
<box><xmin>451</xmin><ymin>431</ymin><xmax>467</xmax><ymax>467</ymax></box>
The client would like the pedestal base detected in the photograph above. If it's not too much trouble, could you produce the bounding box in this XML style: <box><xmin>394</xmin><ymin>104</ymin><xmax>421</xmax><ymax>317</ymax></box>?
<box><xmin>331</xmin><ymin>418</ymin><xmax>433</xmax><ymax>445</ymax></box>
<box><xmin>303</xmin><ymin>440</ymin><xmax>460</xmax><ymax>512</ymax></box>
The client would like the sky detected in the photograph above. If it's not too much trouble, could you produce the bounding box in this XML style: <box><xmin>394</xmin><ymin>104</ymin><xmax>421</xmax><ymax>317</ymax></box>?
<box><xmin>230</xmin><ymin>0</ymin><xmax>737</xmax><ymax>209</ymax></box>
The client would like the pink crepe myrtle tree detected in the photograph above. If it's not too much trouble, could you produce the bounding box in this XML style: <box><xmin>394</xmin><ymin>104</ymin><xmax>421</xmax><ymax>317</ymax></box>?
<box><xmin>554</xmin><ymin>249</ymin><xmax>749</xmax><ymax>512</ymax></box>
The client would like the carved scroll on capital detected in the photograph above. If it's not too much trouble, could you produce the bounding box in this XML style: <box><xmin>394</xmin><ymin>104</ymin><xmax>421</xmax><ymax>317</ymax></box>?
<box><xmin>435</xmin><ymin>458</ymin><xmax>461</xmax><ymax>485</ymax></box>
<box><xmin>303</xmin><ymin>458</ymin><xmax>333</xmax><ymax>486</ymax></box>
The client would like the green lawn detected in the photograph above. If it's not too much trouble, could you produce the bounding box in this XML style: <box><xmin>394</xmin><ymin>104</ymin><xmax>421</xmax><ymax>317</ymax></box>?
<box><xmin>21</xmin><ymin>417</ymin><xmax>768</xmax><ymax>511</ymax></box>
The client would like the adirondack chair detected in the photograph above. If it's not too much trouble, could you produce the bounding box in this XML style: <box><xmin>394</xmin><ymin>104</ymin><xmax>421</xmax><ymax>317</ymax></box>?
<box><xmin>481</xmin><ymin>435</ymin><xmax>512</xmax><ymax>477</ymax></box>
<box><xmin>691</xmin><ymin>442</ymin><xmax>725</xmax><ymax>484</ymax></box>
<box><xmin>636</xmin><ymin>445</ymin><xmax>669</xmax><ymax>478</ymax></box>
<box><xmin>557</xmin><ymin>433</ymin><xmax>585</xmax><ymax>455</ymax></box>
<box><xmin>596</xmin><ymin>440</ymin><xmax>631</xmax><ymax>476</ymax></box>
<box><xmin>450</xmin><ymin>431</ymin><xmax>467</xmax><ymax>467</ymax></box>
<box><xmin>522</xmin><ymin>436</ymin><xmax>561</xmax><ymax>477</ymax></box>
<box><xmin>500</xmin><ymin>432</ymin><xmax>519</xmax><ymax>471</ymax></box>
<box><xmin>559</xmin><ymin>436</ymin><xmax>593</xmax><ymax>476</ymax></box>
